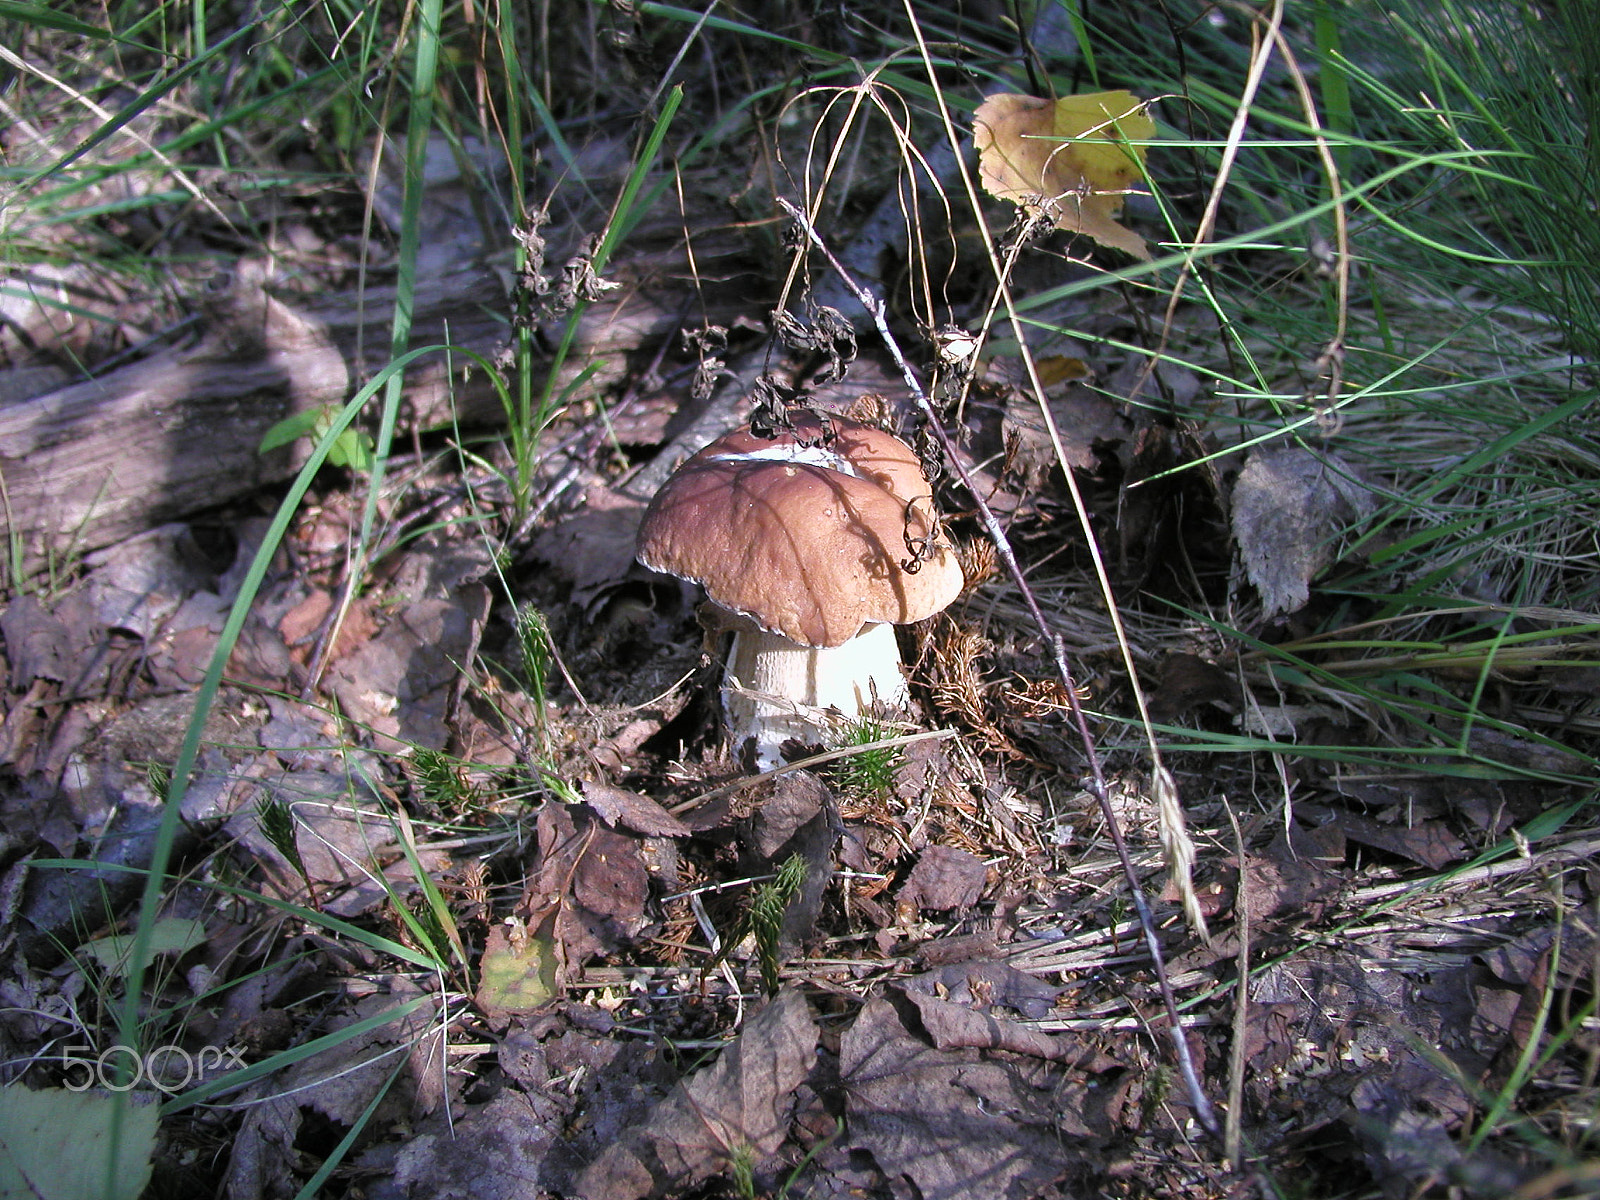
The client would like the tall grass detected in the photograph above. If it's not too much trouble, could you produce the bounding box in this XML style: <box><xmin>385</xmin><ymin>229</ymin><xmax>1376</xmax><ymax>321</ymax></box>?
<box><xmin>955</xmin><ymin>0</ymin><xmax>1600</xmax><ymax>786</ymax></box>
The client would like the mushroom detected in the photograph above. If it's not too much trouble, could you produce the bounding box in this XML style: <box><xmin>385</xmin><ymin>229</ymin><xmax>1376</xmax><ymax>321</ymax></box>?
<box><xmin>636</xmin><ymin>413</ymin><xmax>964</xmax><ymax>769</ymax></box>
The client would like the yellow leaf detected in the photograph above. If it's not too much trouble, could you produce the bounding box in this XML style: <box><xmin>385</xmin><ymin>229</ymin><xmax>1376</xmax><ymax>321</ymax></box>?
<box><xmin>1035</xmin><ymin>354</ymin><xmax>1093</xmax><ymax>386</ymax></box>
<box><xmin>973</xmin><ymin>90</ymin><xmax>1155</xmax><ymax>260</ymax></box>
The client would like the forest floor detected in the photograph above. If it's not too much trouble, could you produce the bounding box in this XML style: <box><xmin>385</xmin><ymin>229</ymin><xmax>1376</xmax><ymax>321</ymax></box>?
<box><xmin>1</xmin><ymin>4</ymin><xmax>1597</xmax><ymax>1199</ymax></box>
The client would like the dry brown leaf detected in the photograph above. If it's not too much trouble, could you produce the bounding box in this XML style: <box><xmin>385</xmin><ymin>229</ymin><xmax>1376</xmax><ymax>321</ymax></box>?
<box><xmin>903</xmin><ymin>960</ymin><xmax>1062</xmax><ymax>1019</ymax></box>
<box><xmin>232</xmin><ymin>771</ymin><xmax>455</xmax><ymax>918</ymax></box>
<box><xmin>1299</xmin><ymin>801</ymin><xmax>1465</xmax><ymax>870</ymax></box>
<box><xmin>1233</xmin><ymin>850</ymin><xmax>1343</xmax><ymax>927</ymax></box>
<box><xmin>973</xmin><ymin>90</ymin><xmax>1155</xmax><ymax>259</ymax></box>
<box><xmin>898</xmin><ymin>845</ymin><xmax>989</xmax><ymax>913</ymax></box>
<box><xmin>0</xmin><ymin>594</ymin><xmax>80</xmax><ymax>687</ymax></box>
<box><xmin>278</xmin><ymin>588</ymin><xmax>379</xmax><ymax>667</ymax></box>
<box><xmin>1480</xmin><ymin>922</ymin><xmax>1598</xmax><ymax>991</ymax></box>
<box><xmin>741</xmin><ymin>770</ymin><xmax>829</xmax><ymax>860</ymax></box>
<box><xmin>570</xmin><ymin>819</ymin><xmax>650</xmax><ymax>924</ymax></box>
<box><xmin>1249</xmin><ymin>946</ymin><xmax>1478</xmax><ymax>1130</ymax></box>
<box><xmin>1148</xmin><ymin>651</ymin><xmax>1239</xmax><ymax>721</ymax></box>
<box><xmin>529</xmin><ymin>485</ymin><xmax>647</xmax><ymax>611</ymax></box>
<box><xmin>839</xmin><ymin>996</ymin><xmax>1114</xmax><ymax>1200</ymax></box>
<box><xmin>382</xmin><ymin>1090</ymin><xmax>560</xmax><ymax>1200</ymax></box>
<box><xmin>999</xmin><ymin>369</ymin><xmax>1133</xmax><ymax>483</ymax></box>
<box><xmin>739</xmin><ymin>772</ymin><xmax>842</xmax><ymax>957</ymax></box>
<box><xmin>574</xmin><ymin>989</ymin><xmax>818</xmax><ymax>1200</ymax></box>
<box><xmin>225</xmin><ymin>983</ymin><xmax>444</xmax><ymax>1200</ymax></box>
<box><xmin>1232</xmin><ymin>446</ymin><xmax>1376</xmax><ymax>618</ymax></box>
<box><xmin>896</xmin><ymin>987</ymin><xmax>1080</xmax><ymax>1063</ymax></box>
<box><xmin>581</xmin><ymin>780</ymin><xmax>692</xmax><ymax>838</ymax></box>
<box><xmin>325</xmin><ymin>588</ymin><xmax>490</xmax><ymax>753</ymax></box>
<box><xmin>519</xmin><ymin>804</ymin><xmax>650</xmax><ymax>966</ymax></box>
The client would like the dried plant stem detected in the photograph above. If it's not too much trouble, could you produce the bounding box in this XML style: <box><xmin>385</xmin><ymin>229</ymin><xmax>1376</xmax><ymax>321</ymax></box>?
<box><xmin>776</xmin><ymin>196</ymin><xmax>1219</xmax><ymax>1138</ymax></box>
<box><xmin>1224</xmin><ymin>803</ymin><xmax>1251</xmax><ymax>1168</ymax></box>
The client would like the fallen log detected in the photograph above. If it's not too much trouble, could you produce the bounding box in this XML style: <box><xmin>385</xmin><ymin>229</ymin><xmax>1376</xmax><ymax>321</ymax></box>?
<box><xmin>0</xmin><ymin>258</ymin><xmax>706</xmax><ymax>576</ymax></box>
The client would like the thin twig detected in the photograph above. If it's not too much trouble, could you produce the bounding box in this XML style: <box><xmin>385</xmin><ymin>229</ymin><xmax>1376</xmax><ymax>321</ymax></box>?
<box><xmin>776</xmin><ymin>195</ymin><xmax>1220</xmax><ymax>1137</ymax></box>
<box><xmin>669</xmin><ymin>728</ymin><xmax>959</xmax><ymax>814</ymax></box>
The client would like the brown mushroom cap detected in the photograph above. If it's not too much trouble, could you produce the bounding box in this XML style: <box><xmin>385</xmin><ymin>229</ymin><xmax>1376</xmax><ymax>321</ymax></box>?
<box><xmin>636</xmin><ymin>415</ymin><xmax>964</xmax><ymax>647</ymax></box>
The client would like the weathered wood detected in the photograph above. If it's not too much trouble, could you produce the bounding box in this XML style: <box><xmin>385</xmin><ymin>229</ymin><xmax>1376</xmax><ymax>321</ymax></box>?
<box><xmin>0</xmin><ymin>260</ymin><xmax>701</xmax><ymax>574</ymax></box>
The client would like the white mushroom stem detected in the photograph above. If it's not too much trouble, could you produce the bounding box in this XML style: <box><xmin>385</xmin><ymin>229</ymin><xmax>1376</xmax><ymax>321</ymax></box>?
<box><xmin>722</xmin><ymin>620</ymin><xmax>908</xmax><ymax>770</ymax></box>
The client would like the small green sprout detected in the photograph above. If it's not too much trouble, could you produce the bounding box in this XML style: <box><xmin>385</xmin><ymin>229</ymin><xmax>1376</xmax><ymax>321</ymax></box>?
<box><xmin>410</xmin><ymin>747</ymin><xmax>472</xmax><ymax>809</ymax></box>
<box><xmin>832</xmin><ymin>717</ymin><xmax>903</xmax><ymax>797</ymax></box>
<box><xmin>259</xmin><ymin>404</ymin><xmax>375</xmax><ymax>472</ymax></box>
